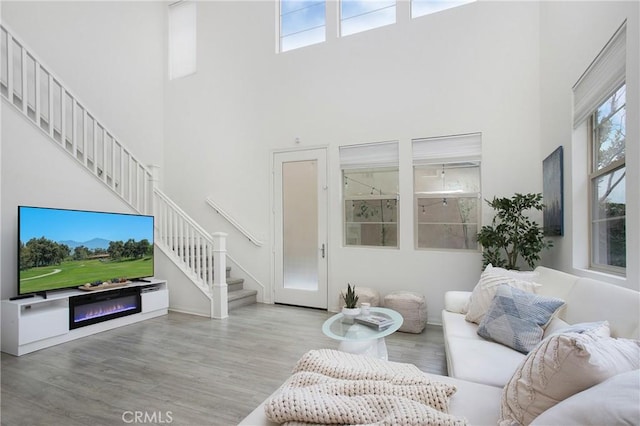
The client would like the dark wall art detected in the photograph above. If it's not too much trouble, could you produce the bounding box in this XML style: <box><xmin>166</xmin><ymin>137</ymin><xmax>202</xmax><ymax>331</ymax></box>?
<box><xmin>543</xmin><ymin>146</ymin><xmax>564</xmax><ymax>236</ymax></box>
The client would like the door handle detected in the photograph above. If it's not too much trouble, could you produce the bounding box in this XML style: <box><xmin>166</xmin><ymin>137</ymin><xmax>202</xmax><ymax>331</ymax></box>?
<box><xmin>321</xmin><ymin>244</ymin><xmax>326</xmax><ymax>258</ymax></box>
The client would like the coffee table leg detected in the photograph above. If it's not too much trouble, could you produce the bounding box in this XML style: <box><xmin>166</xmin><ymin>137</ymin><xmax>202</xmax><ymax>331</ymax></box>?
<box><xmin>377</xmin><ymin>338</ymin><xmax>388</xmax><ymax>360</ymax></box>
<box><xmin>337</xmin><ymin>338</ymin><xmax>388</xmax><ymax>360</ymax></box>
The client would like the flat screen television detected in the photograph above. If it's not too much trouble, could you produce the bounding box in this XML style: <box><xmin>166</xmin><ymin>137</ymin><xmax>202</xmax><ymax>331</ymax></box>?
<box><xmin>18</xmin><ymin>206</ymin><xmax>154</xmax><ymax>296</ymax></box>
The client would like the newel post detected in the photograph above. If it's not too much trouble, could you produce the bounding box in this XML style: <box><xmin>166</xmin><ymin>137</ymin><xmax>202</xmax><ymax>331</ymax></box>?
<box><xmin>211</xmin><ymin>232</ymin><xmax>228</xmax><ymax>319</ymax></box>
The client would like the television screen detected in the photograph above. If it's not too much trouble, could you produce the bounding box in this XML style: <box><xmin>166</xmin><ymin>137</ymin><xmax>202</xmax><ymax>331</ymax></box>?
<box><xmin>18</xmin><ymin>206</ymin><xmax>154</xmax><ymax>295</ymax></box>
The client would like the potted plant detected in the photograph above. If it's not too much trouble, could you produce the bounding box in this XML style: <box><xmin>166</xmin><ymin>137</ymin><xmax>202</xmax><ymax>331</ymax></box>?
<box><xmin>341</xmin><ymin>283</ymin><xmax>360</xmax><ymax>322</ymax></box>
<box><xmin>476</xmin><ymin>193</ymin><xmax>553</xmax><ymax>270</ymax></box>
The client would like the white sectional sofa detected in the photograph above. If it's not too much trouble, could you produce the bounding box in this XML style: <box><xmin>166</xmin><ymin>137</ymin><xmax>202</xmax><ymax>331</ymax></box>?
<box><xmin>241</xmin><ymin>266</ymin><xmax>639</xmax><ymax>426</ymax></box>
<box><xmin>442</xmin><ymin>266</ymin><xmax>640</xmax><ymax>388</ymax></box>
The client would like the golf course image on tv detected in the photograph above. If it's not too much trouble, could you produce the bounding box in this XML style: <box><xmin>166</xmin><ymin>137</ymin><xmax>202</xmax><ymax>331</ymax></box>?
<box><xmin>18</xmin><ymin>206</ymin><xmax>154</xmax><ymax>295</ymax></box>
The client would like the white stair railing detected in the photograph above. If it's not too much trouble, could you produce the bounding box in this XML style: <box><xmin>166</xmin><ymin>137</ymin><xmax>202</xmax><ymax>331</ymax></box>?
<box><xmin>154</xmin><ymin>189</ymin><xmax>227</xmax><ymax>318</ymax></box>
<box><xmin>0</xmin><ymin>23</ymin><xmax>228</xmax><ymax>318</ymax></box>
<box><xmin>0</xmin><ymin>23</ymin><xmax>152</xmax><ymax>214</ymax></box>
<box><xmin>205</xmin><ymin>197</ymin><xmax>264</xmax><ymax>247</ymax></box>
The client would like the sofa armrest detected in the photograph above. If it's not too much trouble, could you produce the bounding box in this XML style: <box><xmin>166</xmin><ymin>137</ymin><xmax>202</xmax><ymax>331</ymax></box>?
<box><xmin>445</xmin><ymin>291</ymin><xmax>471</xmax><ymax>314</ymax></box>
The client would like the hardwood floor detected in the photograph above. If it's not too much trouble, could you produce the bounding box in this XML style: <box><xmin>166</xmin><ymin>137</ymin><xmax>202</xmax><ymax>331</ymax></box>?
<box><xmin>1</xmin><ymin>304</ymin><xmax>446</xmax><ymax>426</ymax></box>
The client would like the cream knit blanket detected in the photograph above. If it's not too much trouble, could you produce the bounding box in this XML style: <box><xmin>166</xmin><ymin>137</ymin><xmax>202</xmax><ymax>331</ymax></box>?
<box><xmin>264</xmin><ymin>349</ymin><xmax>467</xmax><ymax>426</ymax></box>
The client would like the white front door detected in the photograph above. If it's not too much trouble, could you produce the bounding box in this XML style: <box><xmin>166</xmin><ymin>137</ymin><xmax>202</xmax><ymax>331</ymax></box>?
<box><xmin>273</xmin><ymin>148</ymin><xmax>328</xmax><ymax>309</ymax></box>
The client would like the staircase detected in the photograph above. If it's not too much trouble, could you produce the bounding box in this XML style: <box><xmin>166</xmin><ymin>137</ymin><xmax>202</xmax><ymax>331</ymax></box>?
<box><xmin>227</xmin><ymin>269</ymin><xmax>258</xmax><ymax>311</ymax></box>
<box><xmin>0</xmin><ymin>23</ymin><xmax>256</xmax><ymax>316</ymax></box>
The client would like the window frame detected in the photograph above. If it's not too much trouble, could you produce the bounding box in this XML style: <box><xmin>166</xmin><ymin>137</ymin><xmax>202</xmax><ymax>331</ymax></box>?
<box><xmin>168</xmin><ymin>1</ymin><xmax>197</xmax><ymax>80</ymax></box>
<box><xmin>340</xmin><ymin>141</ymin><xmax>400</xmax><ymax>249</ymax></box>
<box><xmin>411</xmin><ymin>134</ymin><xmax>481</xmax><ymax>251</ymax></box>
<box><xmin>339</xmin><ymin>0</ymin><xmax>397</xmax><ymax>38</ymax></box>
<box><xmin>411</xmin><ymin>0</ymin><xmax>475</xmax><ymax>19</ymax></box>
<box><xmin>279</xmin><ymin>0</ymin><xmax>327</xmax><ymax>53</ymax></box>
<box><xmin>342</xmin><ymin>167</ymin><xmax>400</xmax><ymax>249</ymax></box>
<box><xmin>413</xmin><ymin>162</ymin><xmax>481</xmax><ymax>251</ymax></box>
<box><xmin>588</xmin><ymin>84</ymin><xmax>626</xmax><ymax>275</ymax></box>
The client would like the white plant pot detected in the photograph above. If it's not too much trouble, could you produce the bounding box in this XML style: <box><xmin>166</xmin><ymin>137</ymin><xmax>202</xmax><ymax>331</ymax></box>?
<box><xmin>341</xmin><ymin>307</ymin><xmax>361</xmax><ymax>324</ymax></box>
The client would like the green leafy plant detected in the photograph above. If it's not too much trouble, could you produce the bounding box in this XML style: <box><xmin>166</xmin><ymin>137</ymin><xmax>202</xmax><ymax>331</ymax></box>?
<box><xmin>476</xmin><ymin>193</ymin><xmax>553</xmax><ymax>270</ymax></box>
<box><xmin>341</xmin><ymin>283</ymin><xmax>359</xmax><ymax>309</ymax></box>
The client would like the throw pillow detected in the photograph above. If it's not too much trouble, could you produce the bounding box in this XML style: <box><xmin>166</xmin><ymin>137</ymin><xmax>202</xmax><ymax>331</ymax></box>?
<box><xmin>544</xmin><ymin>320</ymin><xmax>611</xmax><ymax>339</ymax></box>
<box><xmin>465</xmin><ymin>270</ymin><xmax>541</xmax><ymax>324</ymax></box>
<box><xmin>500</xmin><ymin>332</ymin><xmax>640</xmax><ymax>426</ymax></box>
<box><xmin>530</xmin><ymin>370</ymin><xmax>640</xmax><ymax>426</ymax></box>
<box><xmin>485</xmin><ymin>263</ymin><xmax>539</xmax><ymax>282</ymax></box>
<box><xmin>477</xmin><ymin>285</ymin><xmax>565</xmax><ymax>353</ymax></box>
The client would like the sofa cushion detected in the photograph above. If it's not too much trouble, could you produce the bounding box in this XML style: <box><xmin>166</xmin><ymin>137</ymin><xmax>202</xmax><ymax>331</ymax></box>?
<box><xmin>477</xmin><ymin>285</ymin><xmax>565</xmax><ymax>353</ymax></box>
<box><xmin>446</xmin><ymin>336</ymin><xmax>525</xmax><ymax>387</ymax></box>
<box><xmin>500</xmin><ymin>331</ymin><xmax>640</xmax><ymax>425</ymax></box>
<box><xmin>530</xmin><ymin>369</ymin><xmax>640</xmax><ymax>426</ymax></box>
<box><xmin>542</xmin><ymin>316</ymin><xmax>570</xmax><ymax>338</ymax></box>
<box><xmin>465</xmin><ymin>271</ymin><xmax>541</xmax><ymax>324</ymax></box>
<box><xmin>564</xmin><ymin>277</ymin><xmax>640</xmax><ymax>339</ymax></box>
<box><xmin>442</xmin><ymin>310</ymin><xmax>487</xmax><ymax>341</ymax></box>
<box><xmin>545</xmin><ymin>320</ymin><xmax>611</xmax><ymax>338</ymax></box>
<box><xmin>532</xmin><ymin>266</ymin><xmax>579</xmax><ymax>300</ymax></box>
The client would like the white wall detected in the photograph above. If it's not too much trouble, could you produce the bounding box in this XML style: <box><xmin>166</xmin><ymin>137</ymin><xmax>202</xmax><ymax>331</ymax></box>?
<box><xmin>539</xmin><ymin>1</ymin><xmax>639</xmax><ymax>290</ymax></box>
<box><xmin>0</xmin><ymin>1</ymin><xmax>165</xmax><ymax>168</ymax></box>
<box><xmin>164</xmin><ymin>1</ymin><xmax>543</xmax><ymax>323</ymax></box>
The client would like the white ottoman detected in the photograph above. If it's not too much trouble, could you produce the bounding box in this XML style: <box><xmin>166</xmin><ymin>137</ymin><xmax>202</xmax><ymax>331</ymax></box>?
<box><xmin>338</xmin><ymin>286</ymin><xmax>380</xmax><ymax>308</ymax></box>
<box><xmin>383</xmin><ymin>291</ymin><xmax>427</xmax><ymax>333</ymax></box>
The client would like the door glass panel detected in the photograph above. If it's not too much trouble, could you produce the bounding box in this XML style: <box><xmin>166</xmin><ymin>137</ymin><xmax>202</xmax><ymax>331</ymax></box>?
<box><xmin>283</xmin><ymin>160</ymin><xmax>318</xmax><ymax>290</ymax></box>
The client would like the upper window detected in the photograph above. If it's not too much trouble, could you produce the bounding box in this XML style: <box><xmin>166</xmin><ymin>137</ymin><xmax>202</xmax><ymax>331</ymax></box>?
<box><xmin>280</xmin><ymin>0</ymin><xmax>326</xmax><ymax>52</ymax></box>
<box><xmin>341</xmin><ymin>141</ymin><xmax>399</xmax><ymax>248</ymax></box>
<box><xmin>341</xmin><ymin>0</ymin><xmax>396</xmax><ymax>37</ymax></box>
<box><xmin>168</xmin><ymin>1</ymin><xmax>197</xmax><ymax>80</ymax></box>
<box><xmin>590</xmin><ymin>84</ymin><xmax>626</xmax><ymax>272</ymax></box>
<box><xmin>413</xmin><ymin>134</ymin><xmax>481</xmax><ymax>250</ymax></box>
<box><xmin>573</xmin><ymin>22</ymin><xmax>626</xmax><ymax>275</ymax></box>
<box><xmin>411</xmin><ymin>0</ymin><xmax>475</xmax><ymax>19</ymax></box>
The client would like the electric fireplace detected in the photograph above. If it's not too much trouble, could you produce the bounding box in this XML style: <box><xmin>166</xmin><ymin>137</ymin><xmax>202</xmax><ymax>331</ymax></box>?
<box><xmin>69</xmin><ymin>287</ymin><xmax>142</xmax><ymax>330</ymax></box>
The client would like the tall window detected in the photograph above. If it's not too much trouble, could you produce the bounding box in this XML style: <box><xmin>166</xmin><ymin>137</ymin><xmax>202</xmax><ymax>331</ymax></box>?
<box><xmin>411</xmin><ymin>0</ymin><xmax>475</xmax><ymax>19</ymax></box>
<box><xmin>590</xmin><ymin>85</ymin><xmax>626</xmax><ymax>272</ymax></box>
<box><xmin>168</xmin><ymin>1</ymin><xmax>196</xmax><ymax>80</ymax></box>
<box><xmin>341</xmin><ymin>141</ymin><xmax>399</xmax><ymax>248</ymax></box>
<box><xmin>341</xmin><ymin>0</ymin><xmax>396</xmax><ymax>37</ymax></box>
<box><xmin>573</xmin><ymin>22</ymin><xmax>626</xmax><ymax>274</ymax></box>
<box><xmin>413</xmin><ymin>134</ymin><xmax>481</xmax><ymax>250</ymax></box>
<box><xmin>280</xmin><ymin>0</ymin><xmax>326</xmax><ymax>52</ymax></box>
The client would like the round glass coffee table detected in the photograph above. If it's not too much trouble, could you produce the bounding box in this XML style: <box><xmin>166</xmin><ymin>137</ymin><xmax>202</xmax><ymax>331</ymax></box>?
<box><xmin>322</xmin><ymin>307</ymin><xmax>403</xmax><ymax>360</ymax></box>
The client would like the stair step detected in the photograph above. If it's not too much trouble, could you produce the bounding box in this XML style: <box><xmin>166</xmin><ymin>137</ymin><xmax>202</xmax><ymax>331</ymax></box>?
<box><xmin>228</xmin><ymin>288</ymin><xmax>258</xmax><ymax>311</ymax></box>
<box><xmin>227</xmin><ymin>277</ymin><xmax>244</xmax><ymax>293</ymax></box>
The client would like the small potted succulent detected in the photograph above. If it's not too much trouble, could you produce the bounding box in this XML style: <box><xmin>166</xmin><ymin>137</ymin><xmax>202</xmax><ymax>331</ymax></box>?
<box><xmin>341</xmin><ymin>283</ymin><xmax>360</xmax><ymax>323</ymax></box>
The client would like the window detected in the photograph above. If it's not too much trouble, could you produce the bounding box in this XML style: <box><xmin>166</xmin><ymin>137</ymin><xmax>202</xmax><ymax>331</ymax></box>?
<box><xmin>411</xmin><ymin>0</ymin><xmax>475</xmax><ymax>19</ymax></box>
<box><xmin>413</xmin><ymin>134</ymin><xmax>481</xmax><ymax>250</ymax></box>
<box><xmin>573</xmin><ymin>22</ymin><xmax>626</xmax><ymax>274</ymax></box>
<box><xmin>590</xmin><ymin>85</ymin><xmax>626</xmax><ymax>272</ymax></box>
<box><xmin>168</xmin><ymin>1</ymin><xmax>196</xmax><ymax>80</ymax></box>
<box><xmin>280</xmin><ymin>0</ymin><xmax>326</xmax><ymax>52</ymax></box>
<box><xmin>341</xmin><ymin>0</ymin><xmax>396</xmax><ymax>37</ymax></box>
<box><xmin>341</xmin><ymin>141</ymin><xmax>399</xmax><ymax>247</ymax></box>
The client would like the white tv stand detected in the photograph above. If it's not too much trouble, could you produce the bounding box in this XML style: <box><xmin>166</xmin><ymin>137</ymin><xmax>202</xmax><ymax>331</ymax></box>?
<box><xmin>1</xmin><ymin>279</ymin><xmax>168</xmax><ymax>356</ymax></box>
